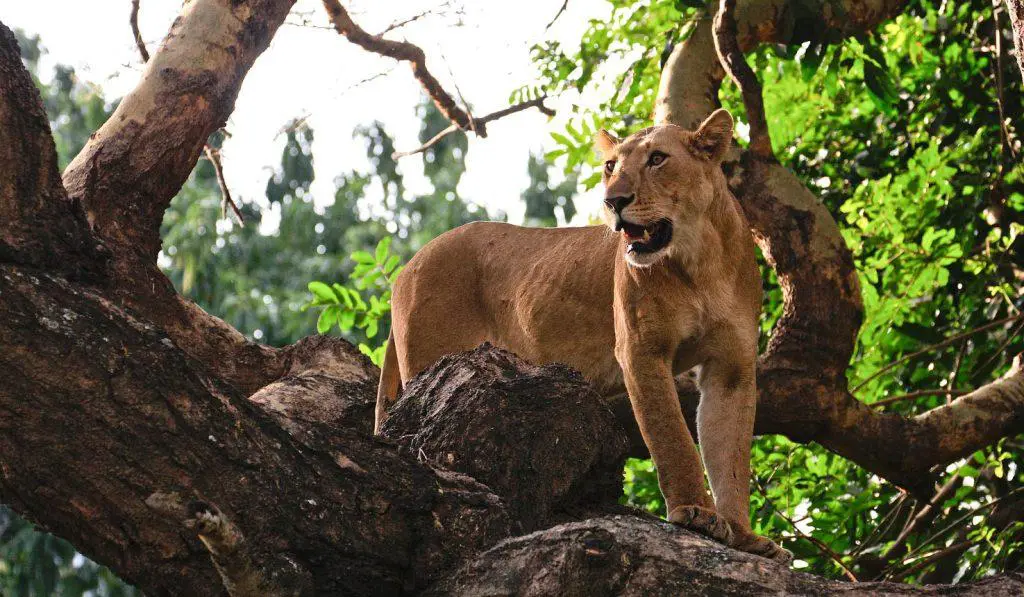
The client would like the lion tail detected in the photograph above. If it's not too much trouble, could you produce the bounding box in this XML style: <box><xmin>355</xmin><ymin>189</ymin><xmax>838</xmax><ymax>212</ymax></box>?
<box><xmin>374</xmin><ymin>330</ymin><xmax>401</xmax><ymax>435</ymax></box>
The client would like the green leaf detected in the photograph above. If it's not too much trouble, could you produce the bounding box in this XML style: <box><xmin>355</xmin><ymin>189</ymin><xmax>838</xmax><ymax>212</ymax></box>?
<box><xmin>339</xmin><ymin>309</ymin><xmax>356</xmax><ymax>331</ymax></box>
<box><xmin>317</xmin><ymin>306</ymin><xmax>339</xmax><ymax>334</ymax></box>
<box><xmin>375</xmin><ymin>237</ymin><xmax>392</xmax><ymax>263</ymax></box>
<box><xmin>366</xmin><ymin>319</ymin><xmax>379</xmax><ymax>339</ymax></box>
<box><xmin>332</xmin><ymin>283</ymin><xmax>355</xmax><ymax>308</ymax></box>
<box><xmin>308</xmin><ymin>281</ymin><xmax>337</xmax><ymax>304</ymax></box>
<box><xmin>351</xmin><ymin>251</ymin><xmax>375</xmax><ymax>265</ymax></box>
<box><xmin>383</xmin><ymin>255</ymin><xmax>400</xmax><ymax>274</ymax></box>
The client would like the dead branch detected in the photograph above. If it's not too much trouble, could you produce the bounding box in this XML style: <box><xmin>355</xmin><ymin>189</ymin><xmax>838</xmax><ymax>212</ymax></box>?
<box><xmin>204</xmin><ymin>145</ymin><xmax>244</xmax><ymax>224</ymax></box>
<box><xmin>322</xmin><ymin>0</ymin><xmax>554</xmax><ymax>145</ymax></box>
<box><xmin>853</xmin><ymin>313</ymin><xmax>1023</xmax><ymax>392</ymax></box>
<box><xmin>712</xmin><ymin>0</ymin><xmax>774</xmax><ymax>159</ymax></box>
<box><xmin>321</xmin><ymin>0</ymin><xmax>475</xmax><ymax>133</ymax></box>
<box><xmin>129</xmin><ymin>0</ymin><xmax>150</xmax><ymax>63</ymax></box>
<box><xmin>545</xmin><ymin>0</ymin><xmax>570</xmax><ymax>31</ymax></box>
<box><xmin>392</xmin><ymin>96</ymin><xmax>555</xmax><ymax>159</ymax></box>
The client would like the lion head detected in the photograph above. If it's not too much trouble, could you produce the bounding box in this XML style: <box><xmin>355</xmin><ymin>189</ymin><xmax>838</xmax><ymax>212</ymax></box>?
<box><xmin>595</xmin><ymin>109</ymin><xmax>734</xmax><ymax>267</ymax></box>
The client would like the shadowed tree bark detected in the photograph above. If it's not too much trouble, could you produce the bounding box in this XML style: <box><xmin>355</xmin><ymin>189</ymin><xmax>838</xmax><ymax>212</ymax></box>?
<box><xmin>0</xmin><ymin>0</ymin><xmax>1022</xmax><ymax>595</ymax></box>
<box><xmin>1007</xmin><ymin>0</ymin><xmax>1024</xmax><ymax>80</ymax></box>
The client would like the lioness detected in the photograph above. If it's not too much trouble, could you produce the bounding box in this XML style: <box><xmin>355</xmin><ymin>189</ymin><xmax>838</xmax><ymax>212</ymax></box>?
<box><xmin>375</xmin><ymin>109</ymin><xmax>788</xmax><ymax>562</ymax></box>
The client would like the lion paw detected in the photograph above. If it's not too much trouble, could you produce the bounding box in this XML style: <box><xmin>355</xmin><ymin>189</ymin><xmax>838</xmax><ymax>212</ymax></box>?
<box><xmin>667</xmin><ymin>505</ymin><xmax>734</xmax><ymax>545</ymax></box>
<box><xmin>732</xmin><ymin>532</ymin><xmax>793</xmax><ymax>564</ymax></box>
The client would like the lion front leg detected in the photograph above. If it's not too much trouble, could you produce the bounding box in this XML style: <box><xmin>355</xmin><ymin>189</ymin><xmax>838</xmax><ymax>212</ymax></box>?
<box><xmin>616</xmin><ymin>345</ymin><xmax>732</xmax><ymax>545</ymax></box>
<box><xmin>698</xmin><ymin>357</ymin><xmax>792</xmax><ymax>564</ymax></box>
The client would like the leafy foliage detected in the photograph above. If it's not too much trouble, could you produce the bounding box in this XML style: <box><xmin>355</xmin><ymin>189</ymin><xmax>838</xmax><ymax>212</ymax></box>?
<box><xmin>308</xmin><ymin>237</ymin><xmax>403</xmax><ymax>364</ymax></box>
<box><xmin>0</xmin><ymin>507</ymin><xmax>139</xmax><ymax>597</ymax></box>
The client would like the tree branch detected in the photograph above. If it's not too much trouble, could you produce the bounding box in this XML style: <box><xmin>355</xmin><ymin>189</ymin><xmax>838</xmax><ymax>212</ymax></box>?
<box><xmin>322</xmin><ymin>0</ymin><xmax>554</xmax><ymax>146</ymax></box>
<box><xmin>321</xmin><ymin>0</ymin><xmax>476</xmax><ymax>134</ymax></box>
<box><xmin>0</xmin><ymin>265</ymin><xmax>514</xmax><ymax>595</ymax></box>
<box><xmin>713</xmin><ymin>0</ymin><xmax>774</xmax><ymax>159</ymax></box>
<box><xmin>0</xmin><ymin>22</ymin><xmax>107</xmax><ymax>279</ymax></box>
<box><xmin>392</xmin><ymin>97</ymin><xmax>554</xmax><ymax>159</ymax></box>
<box><xmin>1005</xmin><ymin>0</ymin><xmax>1024</xmax><ymax>82</ymax></box>
<box><xmin>63</xmin><ymin>0</ymin><xmax>295</xmax><ymax>260</ymax></box>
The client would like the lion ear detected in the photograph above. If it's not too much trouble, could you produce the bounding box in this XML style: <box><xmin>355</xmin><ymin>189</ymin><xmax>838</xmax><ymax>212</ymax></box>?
<box><xmin>690</xmin><ymin>109</ymin><xmax>734</xmax><ymax>162</ymax></box>
<box><xmin>593</xmin><ymin>129</ymin><xmax>620</xmax><ymax>156</ymax></box>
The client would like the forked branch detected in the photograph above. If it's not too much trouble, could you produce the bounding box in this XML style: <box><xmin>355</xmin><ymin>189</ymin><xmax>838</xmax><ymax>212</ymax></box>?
<box><xmin>321</xmin><ymin>0</ymin><xmax>554</xmax><ymax>152</ymax></box>
<box><xmin>392</xmin><ymin>96</ymin><xmax>554</xmax><ymax>158</ymax></box>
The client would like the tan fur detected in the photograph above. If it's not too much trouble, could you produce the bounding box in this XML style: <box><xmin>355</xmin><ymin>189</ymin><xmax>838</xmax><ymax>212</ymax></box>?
<box><xmin>375</xmin><ymin>110</ymin><xmax>789</xmax><ymax>562</ymax></box>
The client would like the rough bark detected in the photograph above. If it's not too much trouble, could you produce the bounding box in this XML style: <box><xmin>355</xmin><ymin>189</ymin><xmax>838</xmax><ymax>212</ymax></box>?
<box><xmin>431</xmin><ymin>516</ymin><xmax>1024</xmax><ymax>596</ymax></box>
<box><xmin>0</xmin><ymin>25</ymin><xmax>107</xmax><ymax>280</ymax></box>
<box><xmin>58</xmin><ymin>0</ymin><xmax>299</xmax><ymax>396</ymax></box>
<box><xmin>1007</xmin><ymin>0</ymin><xmax>1024</xmax><ymax>81</ymax></box>
<box><xmin>381</xmin><ymin>344</ymin><xmax>629</xmax><ymax>528</ymax></box>
<box><xmin>0</xmin><ymin>266</ymin><xmax>524</xmax><ymax>595</ymax></box>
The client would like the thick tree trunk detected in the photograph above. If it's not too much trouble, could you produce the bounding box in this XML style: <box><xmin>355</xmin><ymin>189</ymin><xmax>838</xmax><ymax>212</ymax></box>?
<box><xmin>1</xmin><ymin>0</ymin><xmax>1023</xmax><ymax>594</ymax></box>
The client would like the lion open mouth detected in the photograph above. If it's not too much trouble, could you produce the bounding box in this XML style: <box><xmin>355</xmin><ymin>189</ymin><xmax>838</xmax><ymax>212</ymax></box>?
<box><xmin>616</xmin><ymin>218</ymin><xmax>673</xmax><ymax>255</ymax></box>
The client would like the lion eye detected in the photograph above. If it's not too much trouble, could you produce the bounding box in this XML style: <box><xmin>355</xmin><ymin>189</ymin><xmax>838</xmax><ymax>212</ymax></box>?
<box><xmin>604</xmin><ymin>160</ymin><xmax>617</xmax><ymax>175</ymax></box>
<box><xmin>648</xmin><ymin>151</ymin><xmax>668</xmax><ymax>167</ymax></box>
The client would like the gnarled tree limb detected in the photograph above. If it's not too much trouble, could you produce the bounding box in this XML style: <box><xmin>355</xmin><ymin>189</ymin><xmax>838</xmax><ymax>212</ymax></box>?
<box><xmin>63</xmin><ymin>0</ymin><xmax>294</xmax><ymax>260</ymax></box>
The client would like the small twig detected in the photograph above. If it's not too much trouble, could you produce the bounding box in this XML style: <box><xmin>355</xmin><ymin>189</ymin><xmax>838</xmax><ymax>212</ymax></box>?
<box><xmin>544</xmin><ymin>0</ymin><xmax>570</xmax><ymax>31</ymax></box>
<box><xmin>754</xmin><ymin>478</ymin><xmax>859</xmax><ymax>582</ymax></box>
<box><xmin>885</xmin><ymin>486</ymin><xmax>1024</xmax><ymax>578</ymax></box>
<box><xmin>274</xmin><ymin>115</ymin><xmax>311</xmax><ymax>141</ymax></box>
<box><xmin>378</xmin><ymin>6</ymin><xmax>444</xmax><ymax>36</ymax></box>
<box><xmin>881</xmin><ymin>472</ymin><xmax>963</xmax><ymax>564</ymax></box>
<box><xmin>712</xmin><ymin>0</ymin><xmax>773</xmax><ymax>159</ymax></box>
<box><xmin>873</xmin><ymin>388</ymin><xmax>969</xmax><ymax>408</ymax></box>
<box><xmin>851</xmin><ymin>492</ymin><xmax>909</xmax><ymax>558</ymax></box>
<box><xmin>392</xmin><ymin>96</ymin><xmax>554</xmax><ymax>159</ymax></box>
<box><xmin>129</xmin><ymin>0</ymin><xmax>150</xmax><ymax>63</ymax></box>
<box><xmin>204</xmin><ymin>146</ymin><xmax>244</xmax><ymax>224</ymax></box>
<box><xmin>887</xmin><ymin>539</ymin><xmax>976</xmax><ymax>582</ymax></box>
<box><xmin>946</xmin><ymin>339</ymin><xmax>968</xmax><ymax>404</ymax></box>
<box><xmin>321</xmin><ymin>0</ymin><xmax>476</xmax><ymax>133</ymax></box>
<box><xmin>852</xmin><ymin>314</ymin><xmax>1024</xmax><ymax>392</ymax></box>
<box><xmin>971</xmin><ymin>317</ymin><xmax>1024</xmax><ymax>378</ymax></box>
<box><xmin>339</xmin><ymin>67</ymin><xmax>397</xmax><ymax>96</ymax></box>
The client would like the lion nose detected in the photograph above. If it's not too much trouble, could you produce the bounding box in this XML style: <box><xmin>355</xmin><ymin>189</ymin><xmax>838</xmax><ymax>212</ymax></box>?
<box><xmin>604</xmin><ymin>194</ymin><xmax>635</xmax><ymax>215</ymax></box>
